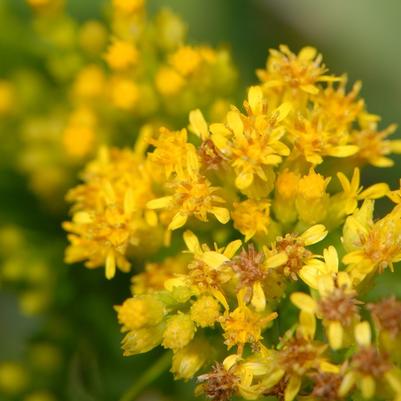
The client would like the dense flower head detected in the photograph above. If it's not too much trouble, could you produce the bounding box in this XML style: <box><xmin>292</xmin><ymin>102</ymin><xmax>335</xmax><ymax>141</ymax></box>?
<box><xmin>61</xmin><ymin>42</ymin><xmax>401</xmax><ymax>401</ymax></box>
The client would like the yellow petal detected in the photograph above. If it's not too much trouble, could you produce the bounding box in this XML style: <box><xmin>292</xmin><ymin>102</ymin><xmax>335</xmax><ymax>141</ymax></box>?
<box><xmin>200</xmin><ymin>251</ymin><xmax>229</xmax><ymax>269</ymax></box>
<box><xmin>299</xmin><ymin>310</ymin><xmax>316</xmax><ymax>340</ymax></box>
<box><xmin>337</xmin><ymin>271</ymin><xmax>352</xmax><ymax>289</ymax></box>
<box><xmin>211</xmin><ymin>207</ymin><xmax>230</xmax><ymax>224</ymax></box>
<box><xmin>324</xmin><ymin>246</ymin><xmax>338</xmax><ymax>272</ymax></box>
<box><xmin>189</xmin><ymin>109</ymin><xmax>208</xmax><ymax>140</ymax></box>
<box><xmin>359</xmin><ymin>183</ymin><xmax>389</xmax><ymax>200</ymax></box>
<box><xmin>124</xmin><ymin>188</ymin><xmax>135</xmax><ymax>215</ymax></box>
<box><xmin>328</xmin><ymin>145</ymin><xmax>359</xmax><ymax>158</ymax></box>
<box><xmin>248</xmin><ymin>86</ymin><xmax>263</xmax><ymax>115</ymax></box>
<box><xmin>328</xmin><ymin>321</ymin><xmax>343</xmax><ymax>350</ymax></box>
<box><xmin>298</xmin><ymin>46</ymin><xmax>317</xmax><ymax>61</ymax></box>
<box><xmin>339</xmin><ymin>371</ymin><xmax>356</xmax><ymax>396</ymax></box>
<box><xmin>235</xmin><ymin>171</ymin><xmax>254</xmax><ymax>189</ymax></box>
<box><xmin>73</xmin><ymin>211</ymin><xmax>92</xmax><ymax>224</ymax></box>
<box><xmin>319</xmin><ymin>361</ymin><xmax>340</xmax><ymax>374</ymax></box>
<box><xmin>226</xmin><ymin>110</ymin><xmax>243</xmax><ymax>138</ymax></box>
<box><xmin>183</xmin><ymin>230</ymin><xmax>201</xmax><ymax>254</ymax></box>
<box><xmin>284</xmin><ymin>375</ymin><xmax>301</xmax><ymax>401</ymax></box>
<box><xmin>168</xmin><ymin>213</ymin><xmax>188</xmax><ymax>231</ymax></box>
<box><xmin>146</xmin><ymin>196</ymin><xmax>173</xmax><ymax>209</ymax></box>
<box><xmin>262</xmin><ymin>368</ymin><xmax>285</xmax><ymax>388</ymax></box>
<box><xmin>105</xmin><ymin>250</ymin><xmax>116</xmax><ymax>280</ymax></box>
<box><xmin>355</xmin><ymin>321</ymin><xmax>371</xmax><ymax>346</ymax></box>
<box><xmin>385</xmin><ymin>370</ymin><xmax>401</xmax><ymax>393</ymax></box>
<box><xmin>361</xmin><ymin>375</ymin><xmax>375</xmax><ymax>399</ymax></box>
<box><xmin>300</xmin><ymin>224</ymin><xmax>327</xmax><ymax>245</ymax></box>
<box><xmin>300</xmin><ymin>84</ymin><xmax>319</xmax><ymax>94</ymax></box>
<box><xmin>223</xmin><ymin>240</ymin><xmax>242</xmax><ymax>258</ymax></box>
<box><xmin>251</xmin><ymin>282</ymin><xmax>266</xmax><ymax>312</ymax></box>
<box><xmin>265</xmin><ymin>252</ymin><xmax>288</xmax><ymax>268</ymax></box>
<box><xmin>290</xmin><ymin>293</ymin><xmax>317</xmax><ymax>314</ymax></box>
<box><xmin>223</xmin><ymin>354</ymin><xmax>241</xmax><ymax>371</ymax></box>
<box><xmin>273</xmin><ymin>102</ymin><xmax>292</xmax><ymax>123</ymax></box>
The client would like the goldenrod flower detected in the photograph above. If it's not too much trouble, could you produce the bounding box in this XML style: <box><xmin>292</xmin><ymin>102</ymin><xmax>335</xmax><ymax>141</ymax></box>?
<box><xmin>104</xmin><ymin>39</ymin><xmax>138</xmax><ymax>70</ymax></box>
<box><xmin>339</xmin><ymin>322</ymin><xmax>401</xmax><ymax>399</ymax></box>
<box><xmin>343</xmin><ymin>201</ymin><xmax>401</xmax><ymax>284</ymax></box>
<box><xmin>257</xmin><ymin>45</ymin><xmax>339</xmax><ymax>95</ymax></box>
<box><xmin>210</xmin><ymin>86</ymin><xmax>290</xmax><ymax>191</ymax></box>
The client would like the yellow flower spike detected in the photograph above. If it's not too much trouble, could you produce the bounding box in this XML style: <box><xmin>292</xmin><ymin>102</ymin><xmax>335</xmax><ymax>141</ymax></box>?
<box><xmin>328</xmin><ymin>321</ymin><xmax>343</xmax><ymax>350</ymax></box>
<box><xmin>284</xmin><ymin>374</ymin><xmax>302</xmax><ymax>401</ymax></box>
<box><xmin>361</xmin><ymin>375</ymin><xmax>376</xmax><ymax>399</ymax></box>
<box><xmin>189</xmin><ymin>109</ymin><xmax>209</xmax><ymax>140</ymax></box>
<box><xmin>290</xmin><ymin>293</ymin><xmax>317</xmax><ymax>314</ymax></box>
<box><xmin>355</xmin><ymin>321</ymin><xmax>371</xmax><ymax>347</ymax></box>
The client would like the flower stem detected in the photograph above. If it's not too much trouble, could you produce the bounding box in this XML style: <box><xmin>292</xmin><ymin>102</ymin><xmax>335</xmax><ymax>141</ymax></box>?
<box><xmin>119</xmin><ymin>352</ymin><xmax>171</xmax><ymax>401</ymax></box>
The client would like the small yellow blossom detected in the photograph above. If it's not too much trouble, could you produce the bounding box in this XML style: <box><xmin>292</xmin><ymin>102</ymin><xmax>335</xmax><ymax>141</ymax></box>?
<box><xmin>257</xmin><ymin>45</ymin><xmax>340</xmax><ymax>95</ymax></box>
<box><xmin>113</xmin><ymin>0</ymin><xmax>144</xmax><ymax>14</ymax></box>
<box><xmin>104</xmin><ymin>39</ymin><xmax>138</xmax><ymax>70</ymax></box>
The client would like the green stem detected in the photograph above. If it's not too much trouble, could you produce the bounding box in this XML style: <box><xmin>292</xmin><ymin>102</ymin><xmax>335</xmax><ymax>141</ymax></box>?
<box><xmin>119</xmin><ymin>352</ymin><xmax>171</xmax><ymax>401</ymax></box>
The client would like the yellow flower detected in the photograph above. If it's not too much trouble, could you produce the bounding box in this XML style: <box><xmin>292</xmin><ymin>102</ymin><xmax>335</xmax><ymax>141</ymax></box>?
<box><xmin>171</xmin><ymin>337</ymin><xmax>212</xmax><ymax>380</ymax></box>
<box><xmin>109</xmin><ymin>77</ymin><xmax>139</xmax><ymax>110</ymax></box>
<box><xmin>190</xmin><ymin>295</ymin><xmax>221</xmax><ymax>328</ymax></box>
<box><xmin>287</xmin><ymin>110</ymin><xmax>358</xmax><ymax>165</ymax></box>
<box><xmin>104</xmin><ymin>39</ymin><xmax>138</xmax><ymax>70</ymax></box>
<box><xmin>162</xmin><ymin>313</ymin><xmax>196</xmax><ymax>351</ymax></box>
<box><xmin>295</xmin><ymin>169</ymin><xmax>331</xmax><ymax>224</ymax></box>
<box><xmin>343</xmin><ymin>201</ymin><xmax>401</xmax><ymax>284</ymax></box>
<box><xmin>257</xmin><ymin>45</ymin><xmax>340</xmax><ymax>95</ymax></box>
<box><xmin>352</xmin><ymin>122</ymin><xmax>401</xmax><ymax>167</ymax></box>
<box><xmin>147</xmin><ymin>173</ymin><xmax>230</xmax><ymax>231</ymax></box>
<box><xmin>210</xmin><ymin>86</ymin><xmax>290</xmax><ymax>191</ymax></box>
<box><xmin>231</xmin><ymin>199</ymin><xmax>271</xmax><ymax>241</ymax></box>
<box><xmin>113</xmin><ymin>0</ymin><xmax>144</xmax><ymax>14</ymax></box>
<box><xmin>220</xmin><ymin>289</ymin><xmax>277</xmax><ymax>354</ymax></box>
<box><xmin>115</xmin><ymin>295</ymin><xmax>165</xmax><ymax>332</ymax></box>
<box><xmin>268</xmin><ymin>224</ymin><xmax>328</xmax><ymax>282</ymax></box>
<box><xmin>169</xmin><ymin>46</ymin><xmax>203</xmax><ymax>77</ymax></box>
<box><xmin>73</xmin><ymin>65</ymin><xmax>105</xmax><ymax>99</ymax></box>
<box><xmin>64</xmin><ymin>147</ymin><xmax>157</xmax><ymax>279</ymax></box>
<box><xmin>155</xmin><ymin>67</ymin><xmax>184</xmax><ymax>96</ymax></box>
<box><xmin>291</xmin><ymin>270</ymin><xmax>361</xmax><ymax>350</ymax></box>
<box><xmin>339</xmin><ymin>322</ymin><xmax>401</xmax><ymax>399</ymax></box>
<box><xmin>326</xmin><ymin>168</ymin><xmax>389</xmax><ymax>229</ymax></box>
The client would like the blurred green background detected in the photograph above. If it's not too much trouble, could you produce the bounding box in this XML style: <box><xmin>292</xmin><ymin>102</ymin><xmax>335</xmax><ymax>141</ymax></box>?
<box><xmin>1</xmin><ymin>0</ymin><xmax>401</xmax><ymax>400</ymax></box>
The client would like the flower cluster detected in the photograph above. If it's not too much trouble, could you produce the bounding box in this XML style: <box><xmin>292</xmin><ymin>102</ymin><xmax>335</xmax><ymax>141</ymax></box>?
<box><xmin>11</xmin><ymin>0</ymin><xmax>237</xmax><ymax>208</ymax></box>
<box><xmin>64</xmin><ymin>44</ymin><xmax>401</xmax><ymax>401</ymax></box>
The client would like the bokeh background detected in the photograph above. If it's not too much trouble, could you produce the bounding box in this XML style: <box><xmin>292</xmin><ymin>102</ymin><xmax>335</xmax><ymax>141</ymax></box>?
<box><xmin>1</xmin><ymin>0</ymin><xmax>400</xmax><ymax>400</ymax></box>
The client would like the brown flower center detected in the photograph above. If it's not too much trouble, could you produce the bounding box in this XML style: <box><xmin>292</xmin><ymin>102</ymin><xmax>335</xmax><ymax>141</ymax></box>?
<box><xmin>278</xmin><ymin>335</ymin><xmax>323</xmax><ymax>376</ymax></box>
<box><xmin>368</xmin><ymin>297</ymin><xmax>401</xmax><ymax>338</ymax></box>
<box><xmin>318</xmin><ymin>286</ymin><xmax>361</xmax><ymax>326</ymax></box>
<box><xmin>274</xmin><ymin>234</ymin><xmax>312</xmax><ymax>280</ymax></box>
<box><xmin>198</xmin><ymin>363</ymin><xmax>239</xmax><ymax>401</ymax></box>
<box><xmin>199</xmin><ymin>139</ymin><xmax>225</xmax><ymax>170</ymax></box>
<box><xmin>310</xmin><ymin>371</ymin><xmax>342</xmax><ymax>401</ymax></box>
<box><xmin>352</xmin><ymin>346</ymin><xmax>391</xmax><ymax>378</ymax></box>
<box><xmin>228</xmin><ymin>244</ymin><xmax>266</xmax><ymax>288</ymax></box>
